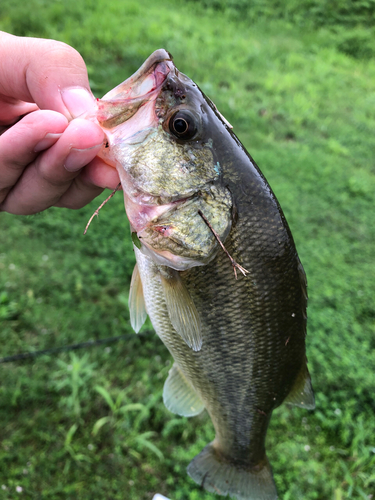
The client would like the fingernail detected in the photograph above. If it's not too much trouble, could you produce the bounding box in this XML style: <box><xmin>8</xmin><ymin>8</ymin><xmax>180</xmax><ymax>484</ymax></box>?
<box><xmin>34</xmin><ymin>133</ymin><xmax>62</xmax><ymax>152</ymax></box>
<box><xmin>64</xmin><ymin>145</ymin><xmax>102</xmax><ymax>172</ymax></box>
<box><xmin>61</xmin><ymin>87</ymin><xmax>95</xmax><ymax>119</ymax></box>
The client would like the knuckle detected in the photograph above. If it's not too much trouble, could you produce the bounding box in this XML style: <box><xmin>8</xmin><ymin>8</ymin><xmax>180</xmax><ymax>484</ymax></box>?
<box><xmin>47</xmin><ymin>41</ymin><xmax>85</xmax><ymax>69</ymax></box>
<box><xmin>35</xmin><ymin>159</ymin><xmax>73</xmax><ymax>188</ymax></box>
<box><xmin>28</xmin><ymin>40</ymin><xmax>88</xmax><ymax>88</ymax></box>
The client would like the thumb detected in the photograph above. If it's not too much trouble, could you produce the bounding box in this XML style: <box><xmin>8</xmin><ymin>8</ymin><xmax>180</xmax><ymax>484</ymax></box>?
<box><xmin>0</xmin><ymin>31</ymin><xmax>96</xmax><ymax>119</ymax></box>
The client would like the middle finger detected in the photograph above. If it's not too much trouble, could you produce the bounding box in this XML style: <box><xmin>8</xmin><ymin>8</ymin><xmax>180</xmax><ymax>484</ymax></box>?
<box><xmin>1</xmin><ymin>118</ymin><xmax>105</xmax><ymax>215</ymax></box>
<box><xmin>0</xmin><ymin>109</ymin><xmax>68</xmax><ymax>203</ymax></box>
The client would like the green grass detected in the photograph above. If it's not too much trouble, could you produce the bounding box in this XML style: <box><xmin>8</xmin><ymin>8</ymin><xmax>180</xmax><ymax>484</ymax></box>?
<box><xmin>0</xmin><ymin>1</ymin><xmax>374</xmax><ymax>499</ymax></box>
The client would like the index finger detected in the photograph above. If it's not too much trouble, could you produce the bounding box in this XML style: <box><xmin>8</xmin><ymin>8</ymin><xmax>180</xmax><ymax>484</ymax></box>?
<box><xmin>0</xmin><ymin>31</ymin><xmax>96</xmax><ymax>119</ymax></box>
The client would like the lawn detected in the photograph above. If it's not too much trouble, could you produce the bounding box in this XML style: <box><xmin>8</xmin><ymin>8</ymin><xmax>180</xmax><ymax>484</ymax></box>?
<box><xmin>0</xmin><ymin>1</ymin><xmax>374</xmax><ymax>499</ymax></box>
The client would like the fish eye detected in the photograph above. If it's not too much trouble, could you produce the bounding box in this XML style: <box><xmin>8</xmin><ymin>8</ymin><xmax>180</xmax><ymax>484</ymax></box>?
<box><xmin>169</xmin><ymin>110</ymin><xmax>198</xmax><ymax>140</ymax></box>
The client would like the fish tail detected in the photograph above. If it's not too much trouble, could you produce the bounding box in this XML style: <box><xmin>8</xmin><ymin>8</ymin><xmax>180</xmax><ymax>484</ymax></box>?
<box><xmin>187</xmin><ymin>442</ymin><xmax>277</xmax><ymax>500</ymax></box>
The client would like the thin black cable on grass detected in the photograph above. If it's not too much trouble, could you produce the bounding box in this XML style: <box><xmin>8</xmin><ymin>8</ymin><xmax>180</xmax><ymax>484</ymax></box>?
<box><xmin>0</xmin><ymin>331</ymin><xmax>154</xmax><ymax>364</ymax></box>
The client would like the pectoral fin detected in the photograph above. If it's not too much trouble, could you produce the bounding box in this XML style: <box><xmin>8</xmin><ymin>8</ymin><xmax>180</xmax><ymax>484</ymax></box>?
<box><xmin>284</xmin><ymin>361</ymin><xmax>315</xmax><ymax>410</ymax></box>
<box><xmin>160</xmin><ymin>269</ymin><xmax>202</xmax><ymax>351</ymax></box>
<box><xmin>163</xmin><ymin>363</ymin><xmax>205</xmax><ymax>417</ymax></box>
<box><xmin>129</xmin><ymin>263</ymin><xmax>147</xmax><ymax>333</ymax></box>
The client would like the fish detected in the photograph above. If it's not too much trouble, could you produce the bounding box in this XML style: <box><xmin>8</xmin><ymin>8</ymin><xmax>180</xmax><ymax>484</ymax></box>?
<box><xmin>84</xmin><ymin>49</ymin><xmax>315</xmax><ymax>500</ymax></box>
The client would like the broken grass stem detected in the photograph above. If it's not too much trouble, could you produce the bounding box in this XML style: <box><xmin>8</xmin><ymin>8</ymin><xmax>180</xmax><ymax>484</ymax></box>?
<box><xmin>197</xmin><ymin>209</ymin><xmax>249</xmax><ymax>279</ymax></box>
<box><xmin>83</xmin><ymin>183</ymin><xmax>122</xmax><ymax>235</ymax></box>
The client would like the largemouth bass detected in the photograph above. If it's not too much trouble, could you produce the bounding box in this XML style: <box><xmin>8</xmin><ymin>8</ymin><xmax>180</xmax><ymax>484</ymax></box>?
<box><xmin>85</xmin><ymin>50</ymin><xmax>315</xmax><ymax>500</ymax></box>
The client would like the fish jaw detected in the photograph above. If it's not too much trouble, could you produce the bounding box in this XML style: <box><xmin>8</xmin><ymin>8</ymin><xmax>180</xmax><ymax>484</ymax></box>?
<box><xmin>122</xmin><ymin>191</ymin><xmax>206</xmax><ymax>271</ymax></box>
<box><xmin>123</xmin><ymin>189</ymin><xmax>232</xmax><ymax>271</ymax></box>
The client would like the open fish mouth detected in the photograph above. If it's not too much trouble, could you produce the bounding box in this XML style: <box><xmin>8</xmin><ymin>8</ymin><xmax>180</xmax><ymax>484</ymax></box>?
<box><xmin>94</xmin><ymin>49</ymin><xmax>174</xmax><ymax>131</ymax></box>
<box><xmin>102</xmin><ymin>49</ymin><xmax>173</xmax><ymax>101</ymax></box>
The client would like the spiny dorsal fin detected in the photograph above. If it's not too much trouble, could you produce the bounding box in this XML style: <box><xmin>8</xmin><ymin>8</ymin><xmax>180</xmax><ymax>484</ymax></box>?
<box><xmin>160</xmin><ymin>268</ymin><xmax>202</xmax><ymax>351</ymax></box>
<box><xmin>163</xmin><ymin>363</ymin><xmax>205</xmax><ymax>417</ymax></box>
<box><xmin>284</xmin><ymin>361</ymin><xmax>315</xmax><ymax>410</ymax></box>
<box><xmin>129</xmin><ymin>263</ymin><xmax>147</xmax><ymax>333</ymax></box>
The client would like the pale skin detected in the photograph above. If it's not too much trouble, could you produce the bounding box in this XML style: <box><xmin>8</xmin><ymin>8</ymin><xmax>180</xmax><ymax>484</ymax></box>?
<box><xmin>0</xmin><ymin>31</ymin><xmax>120</xmax><ymax>215</ymax></box>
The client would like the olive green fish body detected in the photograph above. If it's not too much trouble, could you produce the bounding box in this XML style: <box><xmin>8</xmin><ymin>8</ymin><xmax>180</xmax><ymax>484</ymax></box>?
<box><xmin>87</xmin><ymin>50</ymin><xmax>314</xmax><ymax>500</ymax></box>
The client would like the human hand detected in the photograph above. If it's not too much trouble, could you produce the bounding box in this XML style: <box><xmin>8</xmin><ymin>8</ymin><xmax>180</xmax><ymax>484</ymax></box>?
<box><xmin>0</xmin><ymin>31</ymin><xmax>120</xmax><ymax>215</ymax></box>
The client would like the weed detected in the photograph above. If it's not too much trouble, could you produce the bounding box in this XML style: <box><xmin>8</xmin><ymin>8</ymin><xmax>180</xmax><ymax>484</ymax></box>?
<box><xmin>62</xmin><ymin>424</ymin><xmax>92</xmax><ymax>474</ymax></box>
<box><xmin>51</xmin><ymin>353</ymin><xmax>97</xmax><ymax>418</ymax></box>
<box><xmin>92</xmin><ymin>385</ymin><xmax>146</xmax><ymax>435</ymax></box>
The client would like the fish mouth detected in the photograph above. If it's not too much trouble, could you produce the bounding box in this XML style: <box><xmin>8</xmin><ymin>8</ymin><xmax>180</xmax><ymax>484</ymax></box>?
<box><xmin>102</xmin><ymin>49</ymin><xmax>173</xmax><ymax>100</ymax></box>
<box><xmin>95</xmin><ymin>49</ymin><xmax>174</xmax><ymax>129</ymax></box>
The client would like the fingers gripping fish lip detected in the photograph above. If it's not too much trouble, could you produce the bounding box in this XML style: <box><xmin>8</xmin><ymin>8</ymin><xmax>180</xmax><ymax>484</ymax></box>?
<box><xmin>80</xmin><ymin>50</ymin><xmax>173</xmax><ymax>136</ymax></box>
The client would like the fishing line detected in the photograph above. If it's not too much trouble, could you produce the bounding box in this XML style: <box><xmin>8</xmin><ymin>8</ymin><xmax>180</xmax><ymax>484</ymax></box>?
<box><xmin>0</xmin><ymin>330</ymin><xmax>154</xmax><ymax>364</ymax></box>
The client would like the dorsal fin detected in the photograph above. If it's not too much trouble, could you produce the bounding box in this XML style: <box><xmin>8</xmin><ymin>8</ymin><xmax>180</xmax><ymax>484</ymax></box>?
<box><xmin>163</xmin><ymin>363</ymin><xmax>205</xmax><ymax>417</ymax></box>
<box><xmin>129</xmin><ymin>263</ymin><xmax>147</xmax><ymax>333</ymax></box>
<box><xmin>160</xmin><ymin>268</ymin><xmax>202</xmax><ymax>351</ymax></box>
<box><xmin>284</xmin><ymin>361</ymin><xmax>315</xmax><ymax>410</ymax></box>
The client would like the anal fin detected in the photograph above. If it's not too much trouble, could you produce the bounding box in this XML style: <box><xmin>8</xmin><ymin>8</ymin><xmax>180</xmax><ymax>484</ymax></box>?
<box><xmin>163</xmin><ymin>363</ymin><xmax>205</xmax><ymax>417</ymax></box>
<box><xmin>129</xmin><ymin>263</ymin><xmax>147</xmax><ymax>333</ymax></box>
<box><xmin>284</xmin><ymin>361</ymin><xmax>315</xmax><ymax>410</ymax></box>
<box><xmin>160</xmin><ymin>268</ymin><xmax>202</xmax><ymax>351</ymax></box>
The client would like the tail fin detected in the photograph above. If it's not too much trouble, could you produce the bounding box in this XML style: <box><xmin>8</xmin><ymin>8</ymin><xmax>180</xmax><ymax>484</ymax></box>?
<box><xmin>187</xmin><ymin>442</ymin><xmax>277</xmax><ymax>500</ymax></box>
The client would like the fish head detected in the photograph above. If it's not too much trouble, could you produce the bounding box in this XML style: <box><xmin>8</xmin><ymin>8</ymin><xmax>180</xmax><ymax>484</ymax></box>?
<box><xmin>91</xmin><ymin>50</ymin><xmax>233</xmax><ymax>271</ymax></box>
